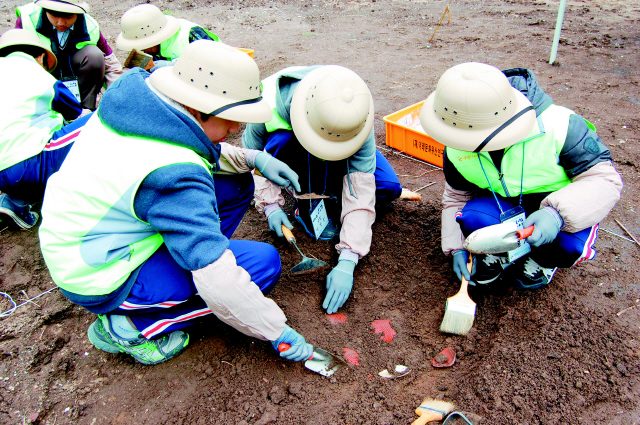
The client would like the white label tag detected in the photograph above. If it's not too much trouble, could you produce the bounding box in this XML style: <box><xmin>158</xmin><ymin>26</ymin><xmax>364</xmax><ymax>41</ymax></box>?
<box><xmin>504</xmin><ymin>211</ymin><xmax>531</xmax><ymax>262</ymax></box>
<box><xmin>310</xmin><ymin>200</ymin><xmax>329</xmax><ymax>240</ymax></box>
<box><xmin>62</xmin><ymin>79</ymin><xmax>81</xmax><ymax>103</ymax></box>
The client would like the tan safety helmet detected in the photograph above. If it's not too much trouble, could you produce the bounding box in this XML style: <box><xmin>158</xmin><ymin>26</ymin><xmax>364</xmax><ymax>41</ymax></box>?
<box><xmin>0</xmin><ymin>29</ymin><xmax>57</xmax><ymax>71</ymax></box>
<box><xmin>419</xmin><ymin>62</ymin><xmax>536</xmax><ymax>152</ymax></box>
<box><xmin>35</xmin><ymin>0</ymin><xmax>89</xmax><ymax>14</ymax></box>
<box><xmin>290</xmin><ymin>65</ymin><xmax>374</xmax><ymax>161</ymax></box>
<box><xmin>149</xmin><ymin>40</ymin><xmax>271</xmax><ymax>123</ymax></box>
<box><xmin>116</xmin><ymin>4</ymin><xmax>180</xmax><ymax>52</ymax></box>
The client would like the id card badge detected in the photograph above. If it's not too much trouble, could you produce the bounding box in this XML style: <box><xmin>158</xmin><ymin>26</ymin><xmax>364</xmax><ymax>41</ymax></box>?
<box><xmin>499</xmin><ymin>205</ymin><xmax>531</xmax><ymax>262</ymax></box>
<box><xmin>310</xmin><ymin>199</ymin><xmax>329</xmax><ymax>240</ymax></box>
<box><xmin>62</xmin><ymin>78</ymin><xmax>81</xmax><ymax>103</ymax></box>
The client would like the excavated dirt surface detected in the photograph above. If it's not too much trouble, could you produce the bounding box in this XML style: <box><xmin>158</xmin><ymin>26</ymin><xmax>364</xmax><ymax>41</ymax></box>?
<box><xmin>1</xmin><ymin>0</ymin><xmax>639</xmax><ymax>424</ymax></box>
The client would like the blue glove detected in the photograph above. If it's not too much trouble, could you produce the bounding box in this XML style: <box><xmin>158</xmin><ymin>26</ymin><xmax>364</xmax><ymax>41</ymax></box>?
<box><xmin>271</xmin><ymin>325</ymin><xmax>314</xmax><ymax>362</ymax></box>
<box><xmin>149</xmin><ymin>60</ymin><xmax>174</xmax><ymax>73</ymax></box>
<box><xmin>452</xmin><ymin>249</ymin><xmax>477</xmax><ymax>282</ymax></box>
<box><xmin>524</xmin><ymin>208</ymin><xmax>563</xmax><ymax>247</ymax></box>
<box><xmin>267</xmin><ymin>209</ymin><xmax>292</xmax><ymax>237</ymax></box>
<box><xmin>254</xmin><ymin>152</ymin><xmax>301</xmax><ymax>192</ymax></box>
<box><xmin>323</xmin><ymin>260</ymin><xmax>355</xmax><ymax>314</ymax></box>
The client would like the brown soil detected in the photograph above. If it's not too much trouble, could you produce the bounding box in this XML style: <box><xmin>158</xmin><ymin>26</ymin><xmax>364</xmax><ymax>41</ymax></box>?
<box><xmin>1</xmin><ymin>0</ymin><xmax>639</xmax><ymax>424</ymax></box>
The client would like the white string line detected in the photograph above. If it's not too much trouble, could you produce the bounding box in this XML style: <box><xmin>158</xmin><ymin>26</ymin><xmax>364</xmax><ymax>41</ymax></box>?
<box><xmin>0</xmin><ymin>287</ymin><xmax>58</xmax><ymax>318</ymax></box>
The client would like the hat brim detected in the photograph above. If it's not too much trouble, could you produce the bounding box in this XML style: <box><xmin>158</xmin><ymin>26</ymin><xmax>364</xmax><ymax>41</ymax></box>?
<box><xmin>420</xmin><ymin>88</ymin><xmax>536</xmax><ymax>152</ymax></box>
<box><xmin>149</xmin><ymin>66</ymin><xmax>272</xmax><ymax>124</ymax></box>
<box><xmin>290</xmin><ymin>67</ymin><xmax>374</xmax><ymax>161</ymax></box>
<box><xmin>0</xmin><ymin>44</ymin><xmax>57</xmax><ymax>71</ymax></box>
<box><xmin>116</xmin><ymin>15</ymin><xmax>180</xmax><ymax>52</ymax></box>
<box><xmin>36</xmin><ymin>0</ymin><xmax>89</xmax><ymax>14</ymax></box>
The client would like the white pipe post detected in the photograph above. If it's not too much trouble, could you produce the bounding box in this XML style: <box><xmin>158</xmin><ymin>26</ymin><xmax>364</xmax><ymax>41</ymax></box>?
<box><xmin>549</xmin><ymin>0</ymin><xmax>567</xmax><ymax>64</ymax></box>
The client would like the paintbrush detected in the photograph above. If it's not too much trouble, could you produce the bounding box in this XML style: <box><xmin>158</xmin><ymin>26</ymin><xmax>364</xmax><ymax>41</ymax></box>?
<box><xmin>411</xmin><ymin>398</ymin><xmax>455</xmax><ymax>425</ymax></box>
<box><xmin>440</xmin><ymin>254</ymin><xmax>476</xmax><ymax>335</ymax></box>
<box><xmin>124</xmin><ymin>49</ymin><xmax>155</xmax><ymax>71</ymax></box>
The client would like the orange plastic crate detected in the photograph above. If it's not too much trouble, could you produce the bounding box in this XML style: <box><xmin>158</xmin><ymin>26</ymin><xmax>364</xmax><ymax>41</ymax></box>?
<box><xmin>236</xmin><ymin>48</ymin><xmax>254</xmax><ymax>58</ymax></box>
<box><xmin>382</xmin><ymin>101</ymin><xmax>444</xmax><ymax>168</ymax></box>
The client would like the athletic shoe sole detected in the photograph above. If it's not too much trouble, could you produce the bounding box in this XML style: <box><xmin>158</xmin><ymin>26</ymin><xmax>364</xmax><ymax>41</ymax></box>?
<box><xmin>0</xmin><ymin>207</ymin><xmax>38</xmax><ymax>230</ymax></box>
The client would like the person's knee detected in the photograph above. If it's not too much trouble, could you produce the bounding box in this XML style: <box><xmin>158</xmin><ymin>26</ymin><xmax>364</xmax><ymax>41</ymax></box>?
<box><xmin>376</xmin><ymin>180</ymin><xmax>402</xmax><ymax>204</ymax></box>
<box><xmin>75</xmin><ymin>45</ymin><xmax>105</xmax><ymax>72</ymax></box>
<box><xmin>256</xmin><ymin>244</ymin><xmax>282</xmax><ymax>294</ymax></box>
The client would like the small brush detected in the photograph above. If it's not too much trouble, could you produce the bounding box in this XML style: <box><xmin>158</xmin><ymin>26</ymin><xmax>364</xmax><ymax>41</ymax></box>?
<box><xmin>124</xmin><ymin>49</ymin><xmax>155</xmax><ymax>71</ymax></box>
<box><xmin>411</xmin><ymin>398</ymin><xmax>455</xmax><ymax>425</ymax></box>
<box><xmin>440</xmin><ymin>254</ymin><xmax>476</xmax><ymax>335</ymax></box>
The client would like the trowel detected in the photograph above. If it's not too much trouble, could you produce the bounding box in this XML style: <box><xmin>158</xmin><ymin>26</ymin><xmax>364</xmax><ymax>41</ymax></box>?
<box><xmin>282</xmin><ymin>225</ymin><xmax>328</xmax><ymax>275</ymax></box>
<box><xmin>278</xmin><ymin>343</ymin><xmax>344</xmax><ymax>377</ymax></box>
<box><xmin>463</xmin><ymin>222</ymin><xmax>534</xmax><ymax>254</ymax></box>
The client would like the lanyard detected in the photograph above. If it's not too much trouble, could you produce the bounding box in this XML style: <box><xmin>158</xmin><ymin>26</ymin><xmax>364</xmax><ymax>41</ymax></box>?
<box><xmin>306</xmin><ymin>152</ymin><xmax>327</xmax><ymax>212</ymax></box>
<box><xmin>478</xmin><ymin>142</ymin><xmax>525</xmax><ymax>215</ymax></box>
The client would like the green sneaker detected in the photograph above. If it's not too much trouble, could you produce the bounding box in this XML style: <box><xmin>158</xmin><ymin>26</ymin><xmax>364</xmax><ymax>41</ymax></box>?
<box><xmin>87</xmin><ymin>315</ymin><xmax>189</xmax><ymax>365</ymax></box>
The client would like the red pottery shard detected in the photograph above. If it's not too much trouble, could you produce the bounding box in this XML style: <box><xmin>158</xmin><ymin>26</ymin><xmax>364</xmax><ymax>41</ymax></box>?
<box><xmin>431</xmin><ymin>347</ymin><xmax>456</xmax><ymax>368</ymax></box>
<box><xmin>370</xmin><ymin>319</ymin><xmax>397</xmax><ymax>343</ymax></box>
<box><xmin>326</xmin><ymin>313</ymin><xmax>348</xmax><ymax>325</ymax></box>
<box><xmin>343</xmin><ymin>348</ymin><xmax>361</xmax><ymax>366</ymax></box>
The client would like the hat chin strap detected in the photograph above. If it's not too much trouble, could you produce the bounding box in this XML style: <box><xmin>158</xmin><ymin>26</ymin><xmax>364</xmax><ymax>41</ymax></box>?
<box><xmin>209</xmin><ymin>96</ymin><xmax>264</xmax><ymax>116</ymax></box>
<box><xmin>473</xmin><ymin>105</ymin><xmax>534</xmax><ymax>153</ymax></box>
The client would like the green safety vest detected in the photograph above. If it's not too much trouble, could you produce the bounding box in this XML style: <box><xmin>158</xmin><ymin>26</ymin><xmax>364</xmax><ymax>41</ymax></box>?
<box><xmin>17</xmin><ymin>3</ymin><xmax>101</xmax><ymax>52</ymax></box>
<box><xmin>0</xmin><ymin>52</ymin><xmax>65</xmax><ymax>171</ymax></box>
<box><xmin>39</xmin><ymin>114</ymin><xmax>211</xmax><ymax>296</ymax></box>
<box><xmin>159</xmin><ymin>19</ymin><xmax>219</xmax><ymax>60</ymax></box>
<box><xmin>260</xmin><ymin>66</ymin><xmax>311</xmax><ymax>133</ymax></box>
<box><xmin>446</xmin><ymin>105</ymin><xmax>581</xmax><ymax>197</ymax></box>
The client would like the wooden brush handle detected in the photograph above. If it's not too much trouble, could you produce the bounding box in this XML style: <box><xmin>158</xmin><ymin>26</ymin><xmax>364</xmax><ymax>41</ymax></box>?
<box><xmin>411</xmin><ymin>410</ymin><xmax>445</xmax><ymax>425</ymax></box>
<box><xmin>281</xmin><ymin>225</ymin><xmax>295</xmax><ymax>243</ymax></box>
<box><xmin>457</xmin><ymin>254</ymin><xmax>473</xmax><ymax>293</ymax></box>
<box><xmin>516</xmin><ymin>225</ymin><xmax>535</xmax><ymax>240</ymax></box>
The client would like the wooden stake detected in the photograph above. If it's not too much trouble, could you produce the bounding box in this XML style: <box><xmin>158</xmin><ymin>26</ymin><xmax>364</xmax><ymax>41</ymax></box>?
<box><xmin>614</xmin><ymin>219</ymin><xmax>640</xmax><ymax>248</ymax></box>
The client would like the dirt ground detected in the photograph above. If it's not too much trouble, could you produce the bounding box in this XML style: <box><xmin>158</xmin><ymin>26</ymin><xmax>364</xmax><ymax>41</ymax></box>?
<box><xmin>1</xmin><ymin>0</ymin><xmax>639</xmax><ymax>423</ymax></box>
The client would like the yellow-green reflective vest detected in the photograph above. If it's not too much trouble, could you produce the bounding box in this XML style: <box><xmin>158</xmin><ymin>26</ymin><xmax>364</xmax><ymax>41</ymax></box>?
<box><xmin>446</xmin><ymin>105</ymin><xmax>577</xmax><ymax>197</ymax></box>
<box><xmin>39</xmin><ymin>114</ymin><xmax>211</xmax><ymax>296</ymax></box>
<box><xmin>159</xmin><ymin>19</ymin><xmax>219</xmax><ymax>60</ymax></box>
<box><xmin>0</xmin><ymin>52</ymin><xmax>65</xmax><ymax>171</ymax></box>
<box><xmin>17</xmin><ymin>3</ymin><xmax>101</xmax><ymax>52</ymax></box>
<box><xmin>261</xmin><ymin>66</ymin><xmax>308</xmax><ymax>133</ymax></box>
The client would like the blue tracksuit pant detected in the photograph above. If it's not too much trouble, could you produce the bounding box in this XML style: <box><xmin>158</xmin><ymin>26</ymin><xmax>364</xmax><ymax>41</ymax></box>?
<box><xmin>0</xmin><ymin>113</ymin><xmax>92</xmax><ymax>203</ymax></box>
<box><xmin>456</xmin><ymin>194</ymin><xmax>599</xmax><ymax>269</ymax></box>
<box><xmin>114</xmin><ymin>173</ymin><xmax>282</xmax><ymax>338</ymax></box>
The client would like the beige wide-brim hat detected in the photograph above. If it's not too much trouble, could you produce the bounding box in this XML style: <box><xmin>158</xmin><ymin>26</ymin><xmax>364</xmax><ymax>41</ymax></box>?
<box><xmin>420</xmin><ymin>62</ymin><xmax>536</xmax><ymax>152</ymax></box>
<box><xmin>149</xmin><ymin>40</ymin><xmax>271</xmax><ymax>124</ymax></box>
<box><xmin>35</xmin><ymin>0</ymin><xmax>89</xmax><ymax>14</ymax></box>
<box><xmin>116</xmin><ymin>4</ymin><xmax>180</xmax><ymax>51</ymax></box>
<box><xmin>0</xmin><ymin>29</ymin><xmax>57</xmax><ymax>70</ymax></box>
<box><xmin>290</xmin><ymin>65</ymin><xmax>374</xmax><ymax>161</ymax></box>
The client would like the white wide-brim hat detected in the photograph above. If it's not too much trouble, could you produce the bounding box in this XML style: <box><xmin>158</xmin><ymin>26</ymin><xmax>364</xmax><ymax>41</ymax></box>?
<box><xmin>290</xmin><ymin>65</ymin><xmax>374</xmax><ymax>161</ymax></box>
<box><xmin>149</xmin><ymin>40</ymin><xmax>272</xmax><ymax>123</ymax></box>
<box><xmin>0</xmin><ymin>29</ymin><xmax>57</xmax><ymax>70</ymax></box>
<box><xmin>35</xmin><ymin>0</ymin><xmax>89</xmax><ymax>14</ymax></box>
<box><xmin>420</xmin><ymin>62</ymin><xmax>536</xmax><ymax>152</ymax></box>
<box><xmin>116</xmin><ymin>4</ymin><xmax>180</xmax><ymax>52</ymax></box>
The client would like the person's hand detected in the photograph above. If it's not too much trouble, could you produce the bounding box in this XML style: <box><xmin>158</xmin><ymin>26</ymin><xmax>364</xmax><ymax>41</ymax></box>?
<box><xmin>524</xmin><ymin>208</ymin><xmax>562</xmax><ymax>247</ymax></box>
<box><xmin>150</xmin><ymin>60</ymin><xmax>173</xmax><ymax>73</ymax></box>
<box><xmin>452</xmin><ymin>249</ymin><xmax>476</xmax><ymax>282</ymax></box>
<box><xmin>271</xmin><ymin>325</ymin><xmax>314</xmax><ymax>362</ymax></box>
<box><xmin>267</xmin><ymin>209</ymin><xmax>292</xmax><ymax>237</ymax></box>
<box><xmin>323</xmin><ymin>260</ymin><xmax>355</xmax><ymax>314</ymax></box>
<box><xmin>254</xmin><ymin>152</ymin><xmax>301</xmax><ymax>192</ymax></box>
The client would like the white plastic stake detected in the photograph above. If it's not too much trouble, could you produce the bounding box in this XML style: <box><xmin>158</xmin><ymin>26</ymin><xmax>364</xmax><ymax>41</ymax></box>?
<box><xmin>549</xmin><ymin>0</ymin><xmax>567</xmax><ymax>64</ymax></box>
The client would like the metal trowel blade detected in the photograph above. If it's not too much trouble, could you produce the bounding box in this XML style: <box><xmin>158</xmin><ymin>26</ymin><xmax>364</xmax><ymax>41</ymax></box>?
<box><xmin>463</xmin><ymin>221</ymin><xmax>522</xmax><ymax>254</ymax></box>
<box><xmin>304</xmin><ymin>348</ymin><xmax>343</xmax><ymax>377</ymax></box>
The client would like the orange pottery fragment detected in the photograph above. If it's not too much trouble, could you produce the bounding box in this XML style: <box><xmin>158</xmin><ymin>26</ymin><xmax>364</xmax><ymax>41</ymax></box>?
<box><xmin>431</xmin><ymin>347</ymin><xmax>456</xmax><ymax>368</ymax></box>
<box><xmin>370</xmin><ymin>319</ymin><xmax>397</xmax><ymax>343</ymax></box>
<box><xmin>343</xmin><ymin>348</ymin><xmax>361</xmax><ymax>366</ymax></box>
<box><xmin>326</xmin><ymin>313</ymin><xmax>348</xmax><ymax>325</ymax></box>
